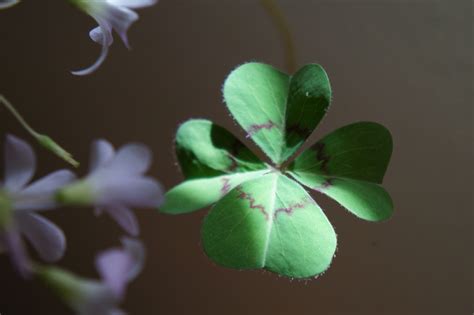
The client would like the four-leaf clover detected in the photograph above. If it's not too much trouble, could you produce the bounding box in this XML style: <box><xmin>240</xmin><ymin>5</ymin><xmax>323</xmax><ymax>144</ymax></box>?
<box><xmin>160</xmin><ymin>62</ymin><xmax>393</xmax><ymax>279</ymax></box>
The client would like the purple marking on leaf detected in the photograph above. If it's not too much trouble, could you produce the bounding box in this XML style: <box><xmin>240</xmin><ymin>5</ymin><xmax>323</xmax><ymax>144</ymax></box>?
<box><xmin>314</xmin><ymin>142</ymin><xmax>330</xmax><ymax>173</ymax></box>
<box><xmin>220</xmin><ymin>177</ymin><xmax>232</xmax><ymax>195</ymax></box>
<box><xmin>246</xmin><ymin>120</ymin><xmax>275</xmax><ymax>138</ymax></box>
<box><xmin>274</xmin><ymin>197</ymin><xmax>311</xmax><ymax>218</ymax></box>
<box><xmin>226</xmin><ymin>154</ymin><xmax>238</xmax><ymax>172</ymax></box>
<box><xmin>235</xmin><ymin>186</ymin><xmax>269</xmax><ymax>220</ymax></box>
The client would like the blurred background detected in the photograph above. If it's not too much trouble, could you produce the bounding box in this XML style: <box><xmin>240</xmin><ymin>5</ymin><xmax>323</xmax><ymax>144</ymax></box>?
<box><xmin>0</xmin><ymin>1</ymin><xmax>472</xmax><ymax>314</ymax></box>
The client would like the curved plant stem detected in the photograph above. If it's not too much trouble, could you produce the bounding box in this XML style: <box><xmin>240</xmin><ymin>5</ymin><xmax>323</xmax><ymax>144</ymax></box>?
<box><xmin>0</xmin><ymin>95</ymin><xmax>40</xmax><ymax>138</ymax></box>
<box><xmin>0</xmin><ymin>95</ymin><xmax>79</xmax><ymax>167</ymax></box>
<box><xmin>259</xmin><ymin>0</ymin><xmax>297</xmax><ymax>73</ymax></box>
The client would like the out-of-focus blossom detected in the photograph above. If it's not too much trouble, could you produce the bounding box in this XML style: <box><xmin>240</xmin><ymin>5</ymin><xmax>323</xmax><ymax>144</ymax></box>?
<box><xmin>0</xmin><ymin>135</ymin><xmax>76</xmax><ymax>277</ymax></box>
<box><xmin>70</xmin><ymin>0</ymin><xmax>158</xmax><ymax>75</ymax></box>
<box><xmin>36</xmin><ymin>237</ymin><xmax>145</xmax><ymax>315</ymax></box>
<box><xmin>57</xmin><ymin>139</ymin><xmax>163</xmax><ymax>236</ymax></box>
<box><xmin>0</xmin><ymin>0</ymin><xmax>19</xmax><ymax>9</ymax></box>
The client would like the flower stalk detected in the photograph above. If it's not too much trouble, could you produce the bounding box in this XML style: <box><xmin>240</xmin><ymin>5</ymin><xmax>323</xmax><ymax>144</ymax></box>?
<box><xmin>259</xmin><ymin>0</ymin><xmax>297</xmax><ymax>73</ymax></box>
<box><xmin>0</xmin><ymin>95</ymin><xmax>79</xmax><ymax>167</ymax></box>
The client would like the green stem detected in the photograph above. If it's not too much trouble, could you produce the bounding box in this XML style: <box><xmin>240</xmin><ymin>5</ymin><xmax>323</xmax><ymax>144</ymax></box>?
<box><xmin>0</xmin><ymin>95</ymin><xmax>79</xmax><ymax>167</ymax></box>
<box><xmin>0</xmin><ymin>95</ymin><xmax>40</xmax><ymax>138</ymax></box>
<box><xmin>259</xmin><ymin>0</ymin><xmax>297</xmax><ymax>73</ymax></box>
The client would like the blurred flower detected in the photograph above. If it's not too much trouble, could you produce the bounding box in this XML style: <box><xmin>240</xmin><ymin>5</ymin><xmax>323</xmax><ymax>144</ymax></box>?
<box><xmin>57</xmin><ymin>139</ymin><xmax>163</xmax><ymax>236</ymax></box>
<box><xmin>0</xmin><ymin>0</ymin><xmax>19</xmax><ymax>9</ymax></box>
<box><xmin>0</xmin><ymin>135</ymin><xmax>76</xmax><ymax>277</ymax></box>
<box><xmin>71</xmin><ymin>0</ymin><xmax>158</xmax><ymax>75</ymax></box>
<box><xmin>36</xmin><ymin>237</ymin><xmax>145</xmax><ymax>315</ymax></box>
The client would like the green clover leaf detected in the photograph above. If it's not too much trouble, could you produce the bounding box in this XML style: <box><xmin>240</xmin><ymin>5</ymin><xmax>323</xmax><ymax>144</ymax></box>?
<box><xmin>223</xmin><ymin>63</ymin><xmax>331</xmax><ymax>165</ymax></box>
<box><xmin>160</xmin><ymin>62</ymin><xmax>393</xmax><ymax>279</ymax></box>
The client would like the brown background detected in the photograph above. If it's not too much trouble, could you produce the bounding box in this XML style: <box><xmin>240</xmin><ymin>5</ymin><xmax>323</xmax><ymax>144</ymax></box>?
<box><xmin>0</xmin><ymin>1</ymin><xmax>472</xmax><ymax>314</ymax></box>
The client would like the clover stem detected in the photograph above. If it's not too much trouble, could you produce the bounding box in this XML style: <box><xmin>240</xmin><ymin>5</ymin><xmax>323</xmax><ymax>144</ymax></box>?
<box><xmin>0</xmin><ymin>95</ymin><xmax>79</xmax><ymax>167</ymax></box>
<box><xmin>259</xmin><ymin>0</ymin><xmax>297</xmax><ymax>73</ymax></box>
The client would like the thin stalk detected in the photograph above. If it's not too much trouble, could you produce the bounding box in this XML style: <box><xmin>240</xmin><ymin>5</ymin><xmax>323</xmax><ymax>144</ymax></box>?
<box><xmin>0</xmin><ymin>95</ymin><xmax>40</xmax><ymax>138</ymax></box>
<box><xmin>0</xmin><ymin>95</ymin><xmax>79</xmax><ymax>167</ymax></box>
<box><xmin>259</xmin><ymin>0</ymin><xmax>297</xmax><ymax>73</ymax></box>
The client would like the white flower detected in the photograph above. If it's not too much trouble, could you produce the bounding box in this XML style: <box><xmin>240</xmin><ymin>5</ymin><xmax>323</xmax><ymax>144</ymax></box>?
<box><xmin>71</xmin><ymin>0</ymin><xmax>158</xmax><ymax>75</ymax></box>
<box><xmin>57</xmin><ymin>139</ymin><xmax>163</xmax><ymax>236</ymax></box>
<box><xmin>36</xmin><ymin>237</ymin><xmax>145</xmax><ymax>315</ymax></box>
<box><xmin>0</xmin><ymin>135</ymin><xmax>76</xmax><ymax>277</ymax></box>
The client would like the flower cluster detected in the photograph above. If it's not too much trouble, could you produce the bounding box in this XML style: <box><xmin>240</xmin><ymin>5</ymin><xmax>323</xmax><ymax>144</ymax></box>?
<box><xmin>1</xmin><ymin>0</ymin><xmax>161</xmax><ymax>310</ymax></box>
<box><xmin>0</xmin><ymin>135</ymin><xmax>163</xmax><ymax>313</ymax></box>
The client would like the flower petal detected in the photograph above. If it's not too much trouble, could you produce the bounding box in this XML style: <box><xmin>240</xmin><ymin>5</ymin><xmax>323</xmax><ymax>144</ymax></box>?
<box><xmin>16</xmin><ymin>212</ymin><xmax>66</xmax><ymax>262</ymax></box>
<box><xmin>0</xmin><ymin>227</ymin><xmax>31</xmax><ymax>278</ymax></box>
<box><xmin>4</xmin><ymin>135</ymin><xmax>36</xmax><ymax>191</ymax></box>
<box><xmin>21</xmin><ymin>170</ymin><xmax>76</xmax><ymax>195</ymax></box>
<box><xmin>90</xmin><ymin>139</ymin><xmax>115</xmax><ymax>172</ymax></box>
<box><xmin>0</xmin><ymin>0</ymin><xmax>19</xmax><ymax>9</ymax></box>
<box><xmin>14</xmin><ymin>170</ymin><xmax>76</xmax><ymax>211</ymax></box>
<box><xmin>96</xmin><ymin>237</ymin><xmax>145</xmax><ymax>299</ymax></box>
<box><xmin>72</xmin><ymin>19</ymin><xmax>113</xmax><ymax>76</ymax></box>
<box><xmin>100</xmin><ymin>205</ymin><xmax>139</xmax><ymax>236</ymax></box>
<box><xmin>105</xmin><ymin>5</ymin><xmax>138</xmax><ymax>49</ymax></box>
<box><xmin>89</xmin><ymin>26</ymin><xmax>114</xmax><ymax>46</ymax></box>
<box><xmin>108</xmin><ymin>0</ymin><xmax>157</xmax><ymax>8</ymax></box>
<box><xmin>121</xmin><ymin>237</ymin><xmax>145</xmax><ymax>281</ymax></box>
<box><xmin>89</xmin><ymin>26</ymin><xmax>103</xmax><ymax>43</ymax></box>
<box><xmin>35</xmin><ymin>267</ymin><xmax>118</xmax><ymax>315</ymax></box>
<box><xmin>72</xmin><ymin>280</ymin><xmax>118</xmax><ymax>315</ymax></box>
<box><xmin>95</xmin><ymin>176</ymin><xmax>163</xmax><ymax>207</ymax></box>
<box><xmin>108</xmin><ymin>143</ymin><xmax>151</xmax><ymax>175</ymax></box>
<box><xmin>96</xmin><ymin>249</ymin><xmax>132</xmax><ymax>299</ymax></box>
<box><xmin>109</xmin><ymin>309</ymin><xmax>127</xmax><ymax>315</ymax></box>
